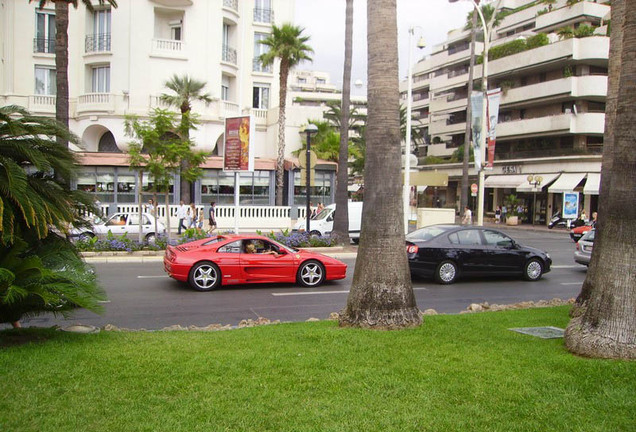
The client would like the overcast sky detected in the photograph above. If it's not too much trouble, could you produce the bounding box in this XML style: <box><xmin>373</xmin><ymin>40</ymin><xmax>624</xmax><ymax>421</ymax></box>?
<box><xmin>294</xmin><ymin>0</ymin><xmax>473</xmax><ymax>94</ymax></box>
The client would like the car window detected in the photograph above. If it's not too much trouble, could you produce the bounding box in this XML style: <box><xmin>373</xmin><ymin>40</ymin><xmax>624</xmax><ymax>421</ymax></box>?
<box><xmin>448</xmin><ymin>230</ymin><xmax>482</xmax><ymax>246</ymax></box>
<box><xmin>406</xmin><ymin>226</ymin><xmax>452</xmax><ymax>241</ymax></box>
<box><xmin>483</xmin><ymin>230</ymin><xmax>514</xmax><ymax>247</ymax></box>
<box><xmin>129</xmin><ymin>214</ymin><xmax>139</xmax><ymax>225</ymax></box>
<box><xmin>218</xmin><ymin>240</ymin><xmax>242</xmax><ymax>253</ymax></box>
<box><xmin>314</xmin><ymin>209</ymin><xmax>332</xmax><ymax>221</ymax></box>
<box><xmin>202</xmin><ymin>237</ymin><xmax>225</xmax><ymax>246</ymax></box>
<box><xmin>105</xmin><ymin>214</ymin><xmax>127</xmax><ymax>226</ymax></box>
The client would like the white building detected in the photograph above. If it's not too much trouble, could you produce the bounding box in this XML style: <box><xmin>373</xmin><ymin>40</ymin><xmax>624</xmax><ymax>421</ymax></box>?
<box><xmin>1</xmin><ymin>0</ymin><xmax>344</xmax><ymax>210</ymax></box>
<box><xmin>403</xmin><ymin>0</ymin><xmax>610</xmax><ymax>224</ymax></box>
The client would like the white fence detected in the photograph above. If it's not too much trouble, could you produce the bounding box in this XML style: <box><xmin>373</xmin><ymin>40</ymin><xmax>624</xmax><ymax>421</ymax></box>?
<box><xmin>99</xmin><ymin>205</ymin><xmax>311</xmax><ymax>233</ymax></box>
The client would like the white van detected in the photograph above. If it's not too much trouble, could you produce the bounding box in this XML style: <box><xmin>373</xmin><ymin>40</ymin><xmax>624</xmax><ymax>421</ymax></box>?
<box><xmin>294</xmin><ymin>202</ymin><xmax>363</xmax><ymax>241</ymax></box>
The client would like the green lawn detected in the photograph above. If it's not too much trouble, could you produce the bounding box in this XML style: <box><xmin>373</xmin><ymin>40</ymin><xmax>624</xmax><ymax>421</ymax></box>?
<box><xmin>1</xmin><ymin>306</ymin><xmax>634</xmax><ymax>432</ymax></box>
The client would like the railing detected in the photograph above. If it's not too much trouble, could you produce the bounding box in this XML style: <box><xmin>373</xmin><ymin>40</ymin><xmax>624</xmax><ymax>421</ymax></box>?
<box><xmin>253</xmin><ymin>57</ymin><xmax>272</xmax><ymax>73</ymax></box>
<box><xmin>250</xmin><ymin>108</ymin><xmax>268</xmax><ymax>122</ymax></box>
<box><xmin>78</xmin><ymin>93</ymin><xmax>111</xmax><ymax>105</ymax></box>
<box><xmin>153</xmin><ymin>38</ymin><xmax>183</xmax><ymax>52</ymax></box>
<box><xmin>254</xmin><ymin>7</ymin><xmax>274</xmax><ymax>23</ymax></box>
<box><xmin>223</xmin><ymin>0</ymin><xmax>238</xmax><ymax>10</ymax></box>
<box><xmin>30</xmin><ymin>95</ymin><xmax>56</xmax><ymax>106</ymax></box>
<box><xmin>222</xmin><ymin>44</ymin><xmax>237</xmax><ymax>64</ymax></box>
<box><xmin>148</xmin><ymin>95</ymin><xmax>171</xmax><ymax>109</ymax></box>
<box><xmin>222</xmin><ymin>101</ymin><xmax>240</xmax><ymax>116</ymax></box>
<box><xmin>33</xmin><ymin>37</ymin><xmax>55</xmax><ymax>53</ymax></box>
<box><xmin>85</xmin><ymin>33</ymin><xmax>111</xmax><ymax>52</ymax></box>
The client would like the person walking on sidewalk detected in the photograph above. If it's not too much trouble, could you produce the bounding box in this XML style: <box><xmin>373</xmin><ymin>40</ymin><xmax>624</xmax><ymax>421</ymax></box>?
<box><xmin>501</xmin><ymin>205</ymin><xmax>508</xmax><ymax>223</ymax></box>
<box><xmin>176</xmin><ymin>200</ymin><xmax>187</xmax><ymax>235</ymax></box>
<box><xmin>462</xmin><ymin>206</ymin><xmax>473</xmax><ymax>225</ymax></box>
<box><xmin>207</xmin><ymin>201</ymin><xmax>217</xmax><ymax>234</ymax></box>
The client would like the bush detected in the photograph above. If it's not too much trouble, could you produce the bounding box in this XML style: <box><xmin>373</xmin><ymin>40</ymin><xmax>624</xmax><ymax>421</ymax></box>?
<box><xmin>262</xmin><ymin>230</ymin><xmax>337</xmax><ymax>248</ymax></box>
<box><xmin>526</xmin><ymin>33</ymin><xmax>549</xmax><ymax>49</ymax></box>
<box><xmin>477</xmin><ymin>33</ymin><xmax>550</xmax><ymax>64</ymax></box>
<box><xmin>574</xmin><ymin>25</ymin><xmax>596</xmax><ymax>38</ymax></box>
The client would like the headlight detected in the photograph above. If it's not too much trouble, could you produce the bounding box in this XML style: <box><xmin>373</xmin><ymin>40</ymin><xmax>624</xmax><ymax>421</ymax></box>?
<box><xmin>545</xmin><ymin>253</ymin><xmax>551</xmax><ymax>259</ymax></box>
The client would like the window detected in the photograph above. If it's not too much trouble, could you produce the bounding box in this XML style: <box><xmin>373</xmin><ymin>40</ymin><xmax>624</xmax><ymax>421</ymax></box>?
<box><xmin>35</xmin><ymin>66</ymin><xmax>56</xmax><ymax>95</ymax></box>
<box><xmin>448</xmin><ymin>230</ymin><xmax>482</xmax><ymax>246</ymax></box>
<box><xmin>218</xmin><ymin>240</ymin><xmax>242</xmax><ymax>254</ymax></box>
<box><xmin>221</xmin><ymin>84</ymin><xmax>230</xmax><ymax>101</ymax></box>
<box><xmin>92</xmin><ymin>66</ymin><xmax>110</xmax><ymax>93</ymax></box>
<box><xmin>254</xmin><ymin>0</ymin><xmax>273</xmax><ymax>23</ymax></box>
<box><xmin>169</xmin><ymin>19</ymin><xmax>183</xmax><ymax>41</ymax></box>
<box><xmin>297</xmin><ymin>77</ymin><xmax>306</xmax><ymax>84</ymax></box>
<box><xmin>252</xmin><ymin>84</ymin><xmax>270</xmax><ymax>109</ymax></box>
<box><xmin>538</xmin><ymin>72</ymin><xmax>547</xmax><ymax>83</ymax></box>
<box><xmin>88</xmin><ymin>8</ymin><xmax>111</xmax><ymax>52</ymax></box>
<box><xmin>253</xmin><ymin>33</ymin><xmax>270</xmax><ymax>72</ymax></box>
<box><xmin>316</xmin><ymin>78</ymin><xmax>326</xmax><ymax>85</ymax></box>
<box><xmin>35</xmin><ymin>11</ymin><xmax>55</xmax><ymax>53</ymax></box>
<box><xmin>482</xmin><ymin>230</ymin><xmax>513</xmax><ymax>247</ymax></box>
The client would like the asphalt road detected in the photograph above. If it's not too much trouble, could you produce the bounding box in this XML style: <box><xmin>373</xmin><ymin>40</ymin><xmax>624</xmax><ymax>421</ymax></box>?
<box><xmin>17</xmin><ymin>228</ymin><xmax>586</xmax><ymax>330</ymax></box>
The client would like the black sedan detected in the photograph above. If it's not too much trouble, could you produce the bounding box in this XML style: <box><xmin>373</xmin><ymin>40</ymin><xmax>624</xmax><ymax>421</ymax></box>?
<box><xmin>406</xmin><ymin>225</ymin><xmax>552</xmax><ymax>284</ymax></box>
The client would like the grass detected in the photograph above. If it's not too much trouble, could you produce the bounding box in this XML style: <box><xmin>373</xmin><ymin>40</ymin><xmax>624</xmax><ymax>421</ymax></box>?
<box><xmin>1</xmin><ymin>306</ymin><xmax>634</xmax><ymax>432</ymax></box>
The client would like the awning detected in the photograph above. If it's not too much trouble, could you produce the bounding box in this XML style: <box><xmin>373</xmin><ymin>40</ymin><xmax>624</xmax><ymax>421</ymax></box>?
<box><xmin>548</xmin><ymin>173</ymin><xmax>587</xmax><ymax>193</ymax></box>
<box><xmin>583</xmin><ymin>173</ymin><xmax>601</xmax><ymax>195</ymax></box>
<box><xmin>515</xmin><ymin>173</ymin><xmax>560</xmax><ymax>192</ymax></box>
<box><xmin>484</xmin><ymin>174</ymin><xmax>528</xmax><ymax>189</ymax></box>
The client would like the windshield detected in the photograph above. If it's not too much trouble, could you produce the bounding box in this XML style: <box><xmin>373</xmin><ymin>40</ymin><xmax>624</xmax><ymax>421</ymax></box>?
<box><xmin>406</xmin><ymin>225</ymin><xmax>454</xmax><ymax>242</ymax></box>
<box><xmin>313</xmin><ymin>208</ymin><xmax>332</xmax><ymax>221</ymax></box>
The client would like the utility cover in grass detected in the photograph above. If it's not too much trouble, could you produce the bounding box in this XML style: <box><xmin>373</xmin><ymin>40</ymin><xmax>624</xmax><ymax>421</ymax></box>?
<box><xmin>509</xmin><ymin>326</ymin><xmax>564</xmax><ymax>339</ymax></box>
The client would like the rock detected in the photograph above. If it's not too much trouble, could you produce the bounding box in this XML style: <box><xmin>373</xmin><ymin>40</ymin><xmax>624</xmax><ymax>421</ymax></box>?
<box><xmin>422</xmin><ymin>309</ymin><xmax>438</xmax><ymax>315</ymax></box>
<box><xmin>162</xmin><ymin>325</ymin><xmax>187</xmax><ymax>331</ymax></box>
<box><xmin>306</xmin><ymin>318</ymin><xmax>320</xmax><ymax>322</ymax></box>
<box><xmin>468</xmin><ymin>303</ymin><xmax>483</xmax><ymax>312</ymax></box>
<box><xmin>60</xmin><ymin>324</ymin><xmax>100</xmax><ymax>334</ymax></box>
<box><xmin>102</xmin><ymin>324</ymin><xmax>120</xmax><ymax>332</ymax></box>
<box><xmin>328</xmin><ymin>312</ymin><xmax>340</xmax><ymax>321</ymax></box>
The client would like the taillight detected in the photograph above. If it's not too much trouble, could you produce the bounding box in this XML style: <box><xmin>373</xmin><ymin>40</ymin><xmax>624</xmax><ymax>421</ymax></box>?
<box><xmin>575</xmin><ymin>243</ymin><xmax>580</xmax><ymax>251</ymax></box>
<box><xmin>406</xmin><ymin>244</ymin><xmax>419</xmax><ymax>254</ymax></box>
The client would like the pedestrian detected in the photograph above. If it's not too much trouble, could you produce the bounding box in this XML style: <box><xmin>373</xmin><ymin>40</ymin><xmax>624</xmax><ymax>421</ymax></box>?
<box><xmin>591</xmin><ymin>211</ymin><xmax>598</xmax><ymax>227</ymax></box>
<box><xmin>580</xmin><ymin>209</ymin><xmax>587</xmax><ymax>223</ymax></box>
<box><xmin>197</xmin><ymin>208</ymin><xmax>204</xmax><ymax>230</ymax></box>
<box><xmin>145</xmin><ymin>199</ymin><xmax>155</xmax><ymax>216</ymax></box>
<box><xmin>495</xmin><ymin>206</ymin><xmax>501</xmax><ymax>224</ymax></box>
<box><xmin>207</xmin><ymin>201</ymin><xmax>217</xmax><ymax>234</ymax></box>
<box><xmin>462</xmin><ymin>206</ymin><xmax>473</xmax><ymax>225</ymax></box>
<box><xmin>176</xmin><ymin>200</ymin><xmax>187</xmax><ymax>235</ymax></box>
<box><xmin>187</xmin><ymin>203</ymin><xmax>197</xmax><ymax>228</ymax></box>
<box><xmin>501</xmin><ymin>205</ymin><xmax>508</xmax><ymax>223</ymax></box>
<box><xmin>317</xmin><ymin>202</ymin><xmax>324</xmax><ymax>214</ymax></box>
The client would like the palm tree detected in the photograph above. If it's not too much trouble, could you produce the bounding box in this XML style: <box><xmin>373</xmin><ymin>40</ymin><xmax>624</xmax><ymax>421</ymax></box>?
<box><xmin>160</xmin><ymin>74</ymin><xmax>213</xmax><ymax>204</ymax></box>
<box><xmin>565</xmin><ymin>0</ymin><xmax>636</xmax><ymax>360</ymax></box>
<box><xmin>322</xmin><ymin>101</ymin><xmax>365</xmax><ymax>131</ymax></box>
<box><xmin>30</xmin><ymin>0</ymin><xmax>118</xmax><ymax>148</ymax></box>
<box><xmin>0</xmin><ymin>105</ymin><xmax>104</xmax><ymax>326</ymax></box>
<box><xmin>259</xmin><ymin>23</ymin><xmax>313</xmax><ymax>206</ymax></box>
<box><xmin>339</xmin><ymin>0</ymin><xmax>421</xmax><ymax>329</ymax></box>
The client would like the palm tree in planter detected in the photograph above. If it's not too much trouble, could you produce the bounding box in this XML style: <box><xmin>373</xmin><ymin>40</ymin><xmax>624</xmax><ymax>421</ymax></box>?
<box><xmin>504</xmin><ymin>194</ymin><xmax>523</xmax><ymax>225</ymax></box>
<box><xmin>160</xmin><ymin>74</ymin><xmax>213</xmax><ymax>204</ymax></box>
<box><xmin>30</xmin><ymin>0</ymin><xmax>118</xmax><ymax>148</ymax></box>
<box><xmin>259</xmin><ymin>24</ymin><xmax>313</xmax><ymax>206</ymax></box>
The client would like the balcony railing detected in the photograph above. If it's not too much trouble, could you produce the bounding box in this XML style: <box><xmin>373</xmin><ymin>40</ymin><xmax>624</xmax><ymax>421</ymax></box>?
<box><xmin>253</xmin><ymin>57</ymin><xmax>272</xmax><ymax>73</ymax></box>
<box><xmin>223</xmin><ymin>0</ymin><xmax>238</xmax><ymax>10</ymax></box>
<box><xmin>153</xmin><ymin>38</ymin><xmax>184</xmax><ymax>52</ymax></box>
<box><xmin>254</xmin><ymin>7</ymin><xmax>274</xmax><ymax>23</ymax></box>
<box><xmin>33</xmin><ymin>37</ymin><xmax>55</xmax><ymax>54</ymax></box>
<box><xmin>222</xmin><ymin>44</ymin><xmax>237</xmax><ymax>64</ymax></box>
<box><xmin>85</xmin><ymin>33</ymin><xmax>111</xmax><ymax>53</ymax></box>
<box><xmin>30</xmin><ymin>94</ymin><xmax>56</xmax><ymax>106</ymax></box>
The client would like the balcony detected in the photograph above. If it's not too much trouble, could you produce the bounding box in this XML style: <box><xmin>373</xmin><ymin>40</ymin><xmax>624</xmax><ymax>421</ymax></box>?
<box><xmin>253</xmin><ymin>57</ymin><xmax>272</xmax><ymax>73</ymax></box>
<box><xmin>33</xmin><ymin>37</ymin><xmax>55</xmax><ymax>54</ymax></box>
<box><xmin>85</xmin><ymin>33</ymin><xmax>111</xmax><ymax>53</ymax></box>
<box><xmin>150</xmin><ymin>38</ymin><xmax>187</xmax><ymax>60</ymax></box>
<box><xmin>77</xmin><ymin>93</ymin><xmax>115</xmax><ymax>114</ymax></box>
<box><xmin>535</xmin><ymin>1</ymin><xmax>610</xmax><ymax>32</ymax></box>
<box><xmin>497</xmin><ymin>112</ymin><xmax>605</xmax><ymax>139</ymax></box>
<box><xmin>222</xmin><ymin>44</ymin><xmax>237</xmax><ymax>65</ymax></box>
<box><xmin>254</xmin><ymin>7</ymin><xmax>274</xmax><ymax>24</ymax></box>
<box><xmin>29</xmin><ymin>95</ymin><xmax>56</xmax><ymax>114</ymax></box>
<box><xmin>223</xmin><ymin>0</ymin><xmax>238</xmax><ymax>11</ymax></box>
<box><xmin>501</xmin><ymin>76</ymin><xmax>608</xmax><ymax>108</ymax></box>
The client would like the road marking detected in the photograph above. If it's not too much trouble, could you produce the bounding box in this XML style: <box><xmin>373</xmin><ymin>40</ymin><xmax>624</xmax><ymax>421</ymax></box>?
<box><xmin>272</xmin><ymin>287</ymin><xmax>428</xmax><ymax>297</ymax></box>
<box><xmin>560</xmin><ymin>282</ymin><xmax>582</xmax><ymax>286</ymax></box>
<box><xmin>137</xmin><ymin>275</ymin><xmax>169</xmax><ymax>279</ymax></box>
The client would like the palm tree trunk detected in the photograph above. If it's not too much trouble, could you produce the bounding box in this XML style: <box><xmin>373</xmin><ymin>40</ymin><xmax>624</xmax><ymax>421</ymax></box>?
<box><xmin>54</xmin><ymin>1</ymin><xmax>70</xmax><ymax>148</ymax></box>
<box><xmin>333</xmin><ymin>0</ymin><xmax>354</xmax><ymax>244</ymax></box>
<box><xmin>340</xmin><ymin>0</ymin><xmax>421</xmax><ymax>329</ymax></box>
<box><xmin>180</xmin><ymin>111</ymin><xmax>191</xmax><ymax>204</ymax></box>
<box><xmin>565</xmin><ymin>0</ymin><xmax>636</xmax><ymax>360</ymax></box>
<box><xmin>275</xmin><ymin>60</ymin><xmax>290</xmax><ymax>206</ymax></box>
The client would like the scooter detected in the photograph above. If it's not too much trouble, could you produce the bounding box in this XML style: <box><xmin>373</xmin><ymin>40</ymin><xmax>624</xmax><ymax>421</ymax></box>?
<box><xmin>548</xmin><ymin>212</ymin><xmax>569</xmax><ymax>229</ymax></box>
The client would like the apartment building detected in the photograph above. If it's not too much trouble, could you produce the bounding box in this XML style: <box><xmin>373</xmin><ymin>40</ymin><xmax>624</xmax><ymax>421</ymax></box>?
<box><xmin>404</xmin><ymin>0</ymin><xmax>610</xmax><ymax>224</ymax></box>
<box><xmin>1</xmin><ymin>0</ymin><xmax>345</xmax><ymax>211</ymax></box>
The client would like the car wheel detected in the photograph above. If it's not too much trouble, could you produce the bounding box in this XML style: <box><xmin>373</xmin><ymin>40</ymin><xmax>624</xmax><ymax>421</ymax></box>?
<box><xmin>523</xmin><ymin>258</ymin><xmax>543</xmax><ymax>281</ymax></box>
<box><xmin>78</xmin><ymin>232</ymin><xmax>95</xmax><ymax>242</ymax></box>
<box><xmin>188</xmin><ymin>261</ymin><xmax>221</xmax><ymax>291</ymax></box>
<box><xmin>297</xmin><ymin>260</ymin><xmax>325</xmax><ymax>287</ymax></box>
<box><xmin>309</xmin><ymin>230</ymin><xmax>321</xmax><ymax>238</ymax></box>
<box><xmin>145</xmin><ymin>233</ymin><xmax>157</xmax><ymax>244</ymax></box>
<box><xmin>435</xmin><ymin>260</ymin><xmax>458</xmax><ymax>284</ymax></box>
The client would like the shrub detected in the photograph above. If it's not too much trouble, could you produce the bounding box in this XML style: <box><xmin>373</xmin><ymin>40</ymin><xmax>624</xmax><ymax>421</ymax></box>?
<box><xmin>574</xmin><ymin>25</ymin><xmax>596</xmax><ymax>38</ymax></box>
<box><xmin>264</xmin><ymin>231</ymin><xmax>336</xmax><ymax>248</ymax></box>
<box><xmin>526</xmin><ymin>33</ymin><xmax>549</xmax><ymax>49</ymax></box>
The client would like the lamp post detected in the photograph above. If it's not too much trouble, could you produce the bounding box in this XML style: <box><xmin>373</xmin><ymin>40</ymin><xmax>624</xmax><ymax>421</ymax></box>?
<box><xmin>304</xmin><ymin>123</ymin><xmax>318</xmax><ymax>235</ymax></box>
<box><xmin>527</xmin><ymin>175</ymin><xmax>543</xmax><ymax>225</ymax></box>
<box><xmin>404</xmin><ymin>26</ymin><xmax>426</xmax><ymax>234</ymax></box>
<box><xmin>450</xmin><ymin>0</ymin><xmax>501</xmax><ymax>226</ymax></box>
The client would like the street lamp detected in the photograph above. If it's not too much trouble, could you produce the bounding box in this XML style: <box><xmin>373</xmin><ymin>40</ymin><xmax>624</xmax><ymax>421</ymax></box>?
<box><xmin>304</xmin><ymin>123</ymin><xmax>318</xmax><ymax>235</ymax></box>
<box><xmin>404</xmin><ymin>26</ymin><xmax>426</xmax><ymax>234</ymax></box>
<box><xmin>527</xmin><ymin>175</ymin><xmax>543</xmax><ymax>225</ymax></box>
<box><xmin>450</xmin><ymin>0</ymin><xmax>501</xmax><ymax>226</ymax></box>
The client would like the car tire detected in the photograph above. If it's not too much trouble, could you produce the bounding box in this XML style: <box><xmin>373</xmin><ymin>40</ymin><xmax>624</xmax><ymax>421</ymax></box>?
<box><xmin>188</xmin><ymin>261</ymin><xmax>221</xmax><ymax>291</ymax></box>
<box><xmin>78</xmin><ymin>232</ymin><xmax>95</xmax><ymax>242</ymax></box>
<box><xmin>309</xmin><ymin>230</ymin><xmax>321</xmax><ymax>238</ymax></box>
<box><xmin>435</xmin><ymin>260</ymin><xmax>458</xmax><ymax>284</ymax></box>
<box><xmin>145</xmin><ymin>233</ymin><xmax>157</xmax><ymax>244</ymax></box>
<box><xmin>523</xmin><ymin>258</ymin><xmax>543</xmax><ymax>281</ymax></box>
<box><xmin>297</xmin><ymin>260</ymin><xmax>325</xmax><ymax>287</ymax></box>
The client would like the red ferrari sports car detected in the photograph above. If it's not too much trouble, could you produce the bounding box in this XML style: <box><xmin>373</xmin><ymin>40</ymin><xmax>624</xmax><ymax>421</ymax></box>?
<box><xmin>164</xmin><ymin>234</ymin><xmax>347</xmax><ymax>291</ymax></box>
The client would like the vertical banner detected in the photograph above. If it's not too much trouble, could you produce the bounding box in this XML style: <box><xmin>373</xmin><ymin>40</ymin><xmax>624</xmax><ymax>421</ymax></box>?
<box><xmin>485</xmin><ymin>88</ymin><xmax>501</xmax><ymax>169</ymax></box>
<box><xmin>223</xmin><ymin>116</ymin><xmax>254</xmax><ymax>172</ymax></box>
<box><xmin>470</xmin><ymin>92</ymin><xmax>484</xmax><ymax>171</ymax></box>
<box><xmin>562</xmin><ymin>192</ymin><xmax>579</xmax><ymax>220</ymax></box>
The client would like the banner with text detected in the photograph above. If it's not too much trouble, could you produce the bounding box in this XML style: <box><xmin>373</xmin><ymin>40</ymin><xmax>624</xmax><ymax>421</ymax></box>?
<box><xmin>223</xmin><ymin>116</ymin><xmax>254</xmax><ymax>172</ymax></box>
<box><xmin>486</xmin><ymin>88</ymin><xmax>502</xmax><ymax>169</ymax></box>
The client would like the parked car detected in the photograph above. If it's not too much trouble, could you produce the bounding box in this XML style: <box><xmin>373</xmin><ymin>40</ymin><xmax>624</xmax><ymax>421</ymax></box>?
<box><xmin>406</xmin><ymin>225</ymin><xmax>552</xmax><ymax>284</ymax></box>
<box><xmin>293</xmin><ymin>202</ymin><xmax>363</xmax><ymax>242</ymax></box>
<box><xmin>570</xmin><ymin>223</ymin><xmax>594</xmax><ymax>242</ymax></box>
<box><xmin>164</xmin><ymin>234</ymin><xmax>347</xmax><ymax>291</ymax></box>
<box><xmin>70</xmin><ymin>212</ymin><xmax>166</xmax><ymax>243</ymax></box>
<box><xmin>574</xmin><ymin>229</ymin><xmax>595</xmax><ymax>266</ymax></box>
